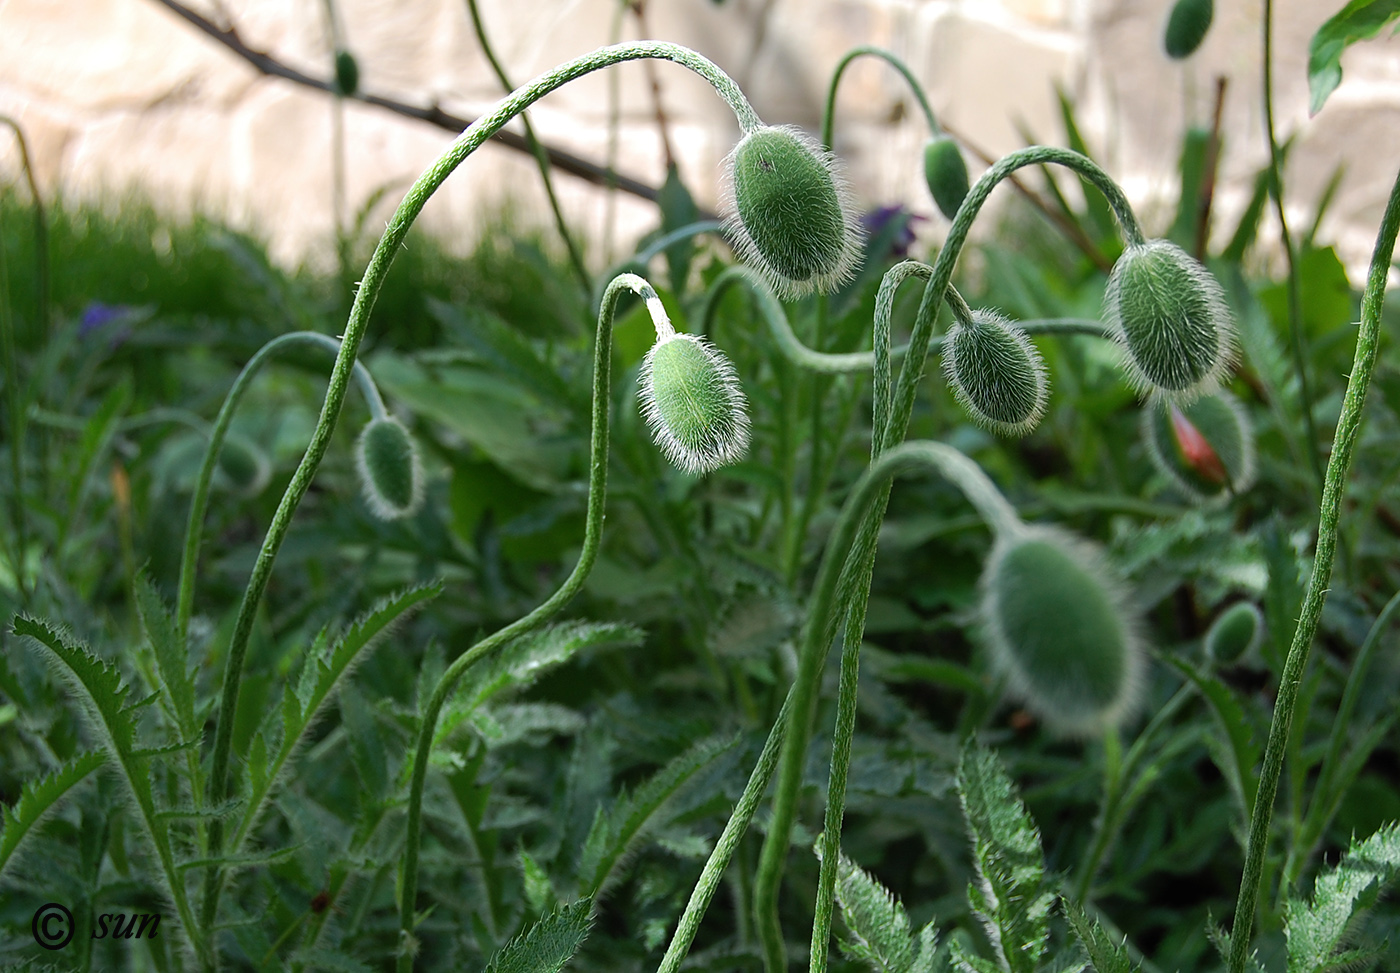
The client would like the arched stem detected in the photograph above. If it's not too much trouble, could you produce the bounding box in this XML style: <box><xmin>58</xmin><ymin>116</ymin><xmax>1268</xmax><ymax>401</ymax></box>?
<box><xmin>1227</xmin><ymin>164</ymin><xmax>1400</xmax><ymax>973</ymax></box>
<box><xmin>821</xmin><ymin>46</ymin><xmax>941</xmax><ymax>150</ymax></box>
<box><xmin>196</xmin><ymin>44</ymin><xmax>759</xmax><ymax>951</ymax></box>
<box><xmin>396</xmin><ymin>273</ymin><xmax>650</xmax><ymax>971</ymax></box>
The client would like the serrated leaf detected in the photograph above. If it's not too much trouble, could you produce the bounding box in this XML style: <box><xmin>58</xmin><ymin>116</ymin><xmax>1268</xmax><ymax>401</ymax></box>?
<box><xmin>339</xmin><ymin>681</ymin><xmax>389</xmax><ymax>801</ymax></box>
<box><xmin>288</xmin><ymin>948</ymin><xmax>376</xmax><ymax>973</ymax></box>
<box><xmin>133</xmin><ymin>573</ymin><xmax>195</xmax><ymax>737</ymax></box>
<box><xmin>1308</xmin><ymin>0</ymin><xmax>1400</xmax><ymax>115</ymax></box>
<box><xmin>1285</xmin><ymin>822</ymin><xmax>1400</xmax><ymax>973</ymax></box>
<box><xmin>950</xmin><ymin>940</ymin><xmax>1005</xmax><ymax>973</ymax></box>
<box><xmin>1165</xmin><ymin>656</ymin><xmax>1261</xmax><ymax>815</ymax></box>
<box><xmin>0</xmin><ymin>750</ymin><xmax>104</xmax><ymax>876</ymax></box>
<box><xmin>1063</xmin><ymin>900</ymin><xmax>1137</xmax><ymax>973</ymax></box>
<box><xmin>956</xmin><ymin>744</ymin><xmax>1052</xmax><ymax>973</ymax></box>
<box><xmin>826</xmin><ymin>846</ymin><xmax>930</xmax><ymax>973</ymax></box>
<box><xmin>485</xmin><ymin>898</ymin><xmax>594</xmax><ymax>973</ymax></box>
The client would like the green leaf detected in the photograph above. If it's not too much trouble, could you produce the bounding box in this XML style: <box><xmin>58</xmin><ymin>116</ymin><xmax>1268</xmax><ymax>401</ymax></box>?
<box><xmin>826</xmin><ymin>847</ymin><xmax>938</xmax><ymax>973</ymax></box>
<box><xmin>484</xmin><ymin>898</ymin><xmax>594</xmax><ymax>973</ymax></box>
<box><xmin>1285</xmin><ymin>822</ymin><xmax>1400</xmax><ymax>973</ymax></box>
<box><xmin>658</xmin><ymin>163</ymin><xmax>700</xmax><ymax>295</ymax></box>
<box><xmin>1165</xmin><ymin>656</ymin><xmax>1261</xmax><ymax>816</ymax></box>
<box><xmin>133</xmin><ymin>573</ymin><xmax>195</xmax><ymax>737</ymax></box>
<box><xmin>1063</xmin><ymin>900</ymin><xmax>1138</xmax><ymax>973</ymax></box>
<box><xmin>1308</xmin><ymin>0</ymin><xmax>1400</xmax><ymax>115</ymax></box>
<box><xmin>949</xmin><ymin>939</ymin><xmax>1006</xmax><ymax>973</ymax></box>
<box><xmin>0</xmin><ymin>750</ymin><xmax>105</xmax><ymax>876</ymax></box>
<box><xmin>956</xmin><ymin>743</ymin><xmax>1053</xmax><ymax>973</ymax></box>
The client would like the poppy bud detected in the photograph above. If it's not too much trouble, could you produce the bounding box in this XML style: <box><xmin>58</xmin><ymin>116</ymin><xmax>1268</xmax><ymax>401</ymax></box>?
<box><xmin>334</xmin><ymin>49</ymin><xmax>359</xmax><ymax>97</ymax></box>
<box><xmin>943</xmin><ymin>309</ymin><xmax>1049</xmax><ymax>437</ymax></box>
<box><xmin>1205</xmin><ymin>602</ymin><xmax>1262</xmax><ymax>664</ymax></box>
<box><xmin>638</xmin><ymin>333</ymin><xmax>750</xmax><ymax>475</ymax></box>
<box><xmin>356</xmin><ymin>416</ymin><xmax>423</xmax><ymax>520</ymax></box>
<box><xmin>1142</xmin><ymin>390</ymin><xmax>1254</xmax><ymax>500</ymax></box>
<box><xmin>923</xmin><ymin>136</ymin><xmax>970</xmax><ymax>222</ymax></box>
<box><xmin>216</xmin><ymin>433</ymin><xmax>271</xmax><ymax>498</ymax></box>
<box><xmin>1164</xmin><ymin>0</ymin><xmax>1213</xmax><ymax>59</ymax></box>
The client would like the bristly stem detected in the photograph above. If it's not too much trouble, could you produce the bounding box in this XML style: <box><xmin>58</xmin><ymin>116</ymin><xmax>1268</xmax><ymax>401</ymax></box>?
<box><xmin>464</xmin><ymin>0</ymin><xmax>591</xmax><ymax>292</ymax></box>
<box><xmin>396</xmin><ymin>272</ymin><xmax>647</xmax><ymax>971</ymax></box>
<box><xmin>1261</xmin><ymin>0</ymin><xmax>1324</xmax><ymax>500</ymax></box>
<box><xmin>195</xmin><ymin>44</ymin><xmax>759</xmax><ymax>956</ymax></box>
<box><xmin>821</xmin><ymin>46</ymin><xmax>941</xmax><ymax>150</ymax></box>
<box><xmin>1226</xmin><ymin>163</ymin><xmax>1400</xmax><ymax>973</ymax></box>
<box><xmin>175</xmin><ymin>331</ymin><xmax>384</xmax><ymax>644</ymax></box>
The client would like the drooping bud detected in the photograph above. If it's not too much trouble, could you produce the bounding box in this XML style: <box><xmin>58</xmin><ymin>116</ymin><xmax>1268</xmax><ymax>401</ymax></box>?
<box><xmin>334</xmin><ymin>50</ymin><xmax>360</xmax><ymax>97</ymax></box>
<box><xmin>980</xmin><ymin>525</ymin><xmax>1142</xmax><ymax>735</ymax></box>
<box><xmin>1205</xmin><ymin>602</ymin><xmax>1262</xmax><ymax>664</ymax></box>
<box><xmin>638</xmin><ymin>333</ymin><xmax>750</xmax><ymax>475</ymax></box>
<box><xmin>216</xmin><ymin>433</ymin><xmax>271</xmax><ymax>498</ymax></box>
<box><xmin>1164</xmin><ymin>0</ymin><xmax>1213</xmax><ymax>59</ymax></box>
<box><xmin>355</xmin><ymin>416</ymin><xmax>423</xmax><ymax>520</ymax></box>
<box><xmin>1104</xmin><ymin>239</ymin><xmax>1235</xmax><ymax>399</ymax></box>
<box><xmin>943</xmin><ymin>309</ymin><xmax>1049</xmax><ymax>437</ymax></box>
<box><xmin>724</xmin><ymin>125</ymin><xmax>862</xmax><ymax>299</ymax></box>
<box><xmin>922</xmin><ymin>136</ymin><xmax>970</xmax><ymax>222</ymax></box>
<box><xmin>1142</xmin><ymin>390</ymin><xmax>1255</xmax><ymax>500</ymax></box>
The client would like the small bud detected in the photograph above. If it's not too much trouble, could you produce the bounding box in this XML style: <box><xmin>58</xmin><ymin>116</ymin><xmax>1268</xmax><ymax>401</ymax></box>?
<box><xmin>638</xmin><ymin>333</ymin><xmax>750</xmax><ymax>475</ymax></box>
<box><xmin>1205</xmin><ymin>602</ymin><xmax>1263</xmax><ymax>664</ymax></box>
<box><xmin>1164</xmin><ymin>0</ymin><xmax>1213</xmax><ymax>59</ymax></box>
<box><xmin>980</xmin><ymin>525</ymin><xmax>1142</xmax><ymax>736</ymax></box>
<box><xmin>334</xmin><ymin>49</ymin><xmax>359</xmax><ymax>97</ymax></box>
<box><xmin>1142</xmin><ymin>390</ymin><xmax>1255</xmax><ymax>500</ymax></box>
<box><xmin>724</xmin><ymin>125</ymin><xmax>862</xmax><ymax>299</ymax></box>
<box><xmin>355</xmin><ymin>416</ymin><xmax>423</xmax><ymax>520</ymax></box>
<box><xmin>943</xmin><ymin>309</ymin><xmax>1049</xmax><ymax>437</ymax></box>
<box><xmin>922</xmin><ymin>136</ymin><xmax>970</xmax><ymax>222</ymax></box>
<box><xmin>216</xmin><ymin>433</ymin><xmax>271</xmax><ymax>498</ymax></box>
<box><xmin>1104</xmin><ymin>239</ymin><xmax>1235</xmax><ymax>399</ymax></box>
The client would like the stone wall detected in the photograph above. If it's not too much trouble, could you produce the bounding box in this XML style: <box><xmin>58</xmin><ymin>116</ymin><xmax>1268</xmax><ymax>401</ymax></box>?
<box><xmin>1</xmin><ymin>0</ymin><xmax>1394</xmax><ymax>279</ymax></box>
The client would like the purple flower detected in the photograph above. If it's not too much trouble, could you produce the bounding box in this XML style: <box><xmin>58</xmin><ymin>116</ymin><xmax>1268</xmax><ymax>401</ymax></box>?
<box><xmin>78</xmin><ymin>302</ymin><xmax>131</xmax><ymax>337</ymax></box>
<box><xmin>861</xmin><ymin>204</ymin><xmax>927</xmax><ymax>259</ymax></box>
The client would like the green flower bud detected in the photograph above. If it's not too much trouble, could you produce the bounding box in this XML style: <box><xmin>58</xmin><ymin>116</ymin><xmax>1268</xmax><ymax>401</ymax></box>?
<box><xmin>980</xmin><ymin>525</ymin><xmax>1142</xmax><ymax>735</ymax></box>
<box><xmin>725</xmin><ymin>125</ymin><xmax>862</xmax><ymax>299</ymax></box>
<box><xmin>1164</xmin><ymin>0</ymin><xmax>1213</xmax><ymax>59</ymax></box>
<box><xmin>942</xmin><ymin>309</ymin><xmax>1049</xmax><ymax>437</ymax></box>
<box><xmin>216</xmin><ymin>433</ymin><xmax>271</xmax><ymax>498</ymax></box>
<box><xmin>639</xmin><ymin>332</ymin><xmax>749</xmax><ymax>475</ymax></box>
<box><xmin>1205</xmin><ymin>601</ymin><xmax>1262</xmax><ymax>664</ymax></box>
<box><xmin>1142</xmin><ymin>390</ymin><xmax>1255</xmax><ymax>500</ymax></box>
<box><xmin>1104</xmin><ymin>239</ymin><xmax>1235</xmax><ymax>399</ymax></box>
<box><xmin>334</xmin><ymin>49</ymin><xmax>359</xmax><ymax>97</ymax></box>
<box><xmin>355</xmin><ymin>416</ymin><xmax>423</xmax><ymax>520</ymax></box>
<box><xmin>922</xmin><ymin>136</ymin><xmax>970</xmax><ymax>222</ymax></box>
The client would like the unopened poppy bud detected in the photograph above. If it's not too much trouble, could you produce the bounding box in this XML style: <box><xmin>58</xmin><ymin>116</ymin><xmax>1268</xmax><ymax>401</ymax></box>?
<box><xmin>1205</xmin><ymin>602</ymin><xmax>1262</xmax><ymax>664</ymax></box>
<box><xmin>1164</xmin><ymin>0</ymin><xmax>1213</xmax><ymax>59</ymax></box>
<box><xmin>943</xmin><ymin>309</ymin><xmax>1048</xmax><ymax>437</ymax></box>
<box><xmin>356</xmin><ymin>416</ymin><xmax>423</xmax><ymax>520</ymax></box>
<box><xmin>1142</xmin><ymin>390</ymin><xmax>1255</xmax><ymax>500</ymax></box>
<box><xmin>216</xmin><ymin>433</ymin><xmax>271</xmax><ymax>498</ymax></box>
<box><xmin>725</xmin><ymin>125</ymin><xmax>862</xmax><ymax>299</ymax></box>
<box><xmin>334</xmin><ymin>50</ymin><xmax>359</xmax><ymax>97</ymax></box>
<box><xmin>923</xmin><ymin>136</ymin><xmax>970</xmax><ymax>222</ymax></box>
<box><xmin>1104</xmin><ymin>239</ymin><xmax>1235</xmax><ymax>399</ymax></box>
<box><xmin>638</xmin><ymin>333</ymin><xmax>750</xmax><ymax>475</ymax></box>
<box><xmin>980</xmin><ymin>525</ymin><xmax>1142</xmax><ymax>735</ymax></box>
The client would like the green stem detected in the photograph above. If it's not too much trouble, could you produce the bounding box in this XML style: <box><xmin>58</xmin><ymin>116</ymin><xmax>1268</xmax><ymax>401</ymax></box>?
<box><xmin>0</xmin><ymin>206</ymin><xmax>25</xmax><ymax>605</ymax></box>
<box><xmin>175</xmin><ymin>331</ymin><xmax>384</xmax><ymax>642</ymax></box>
<box><xmin>1261</xmin><ymin>0</ymin><xmax>1324</xmax><ymax>500</ymax></box>
<box><xmin>0</xmin><ymin>115</ymin><xmax>49</xmax><ymax>337</ymax></box>
<box><xmin>1226</xmin><ymin>164</ymin><xmax>1400</xmax><ymax>973</ymax></box>
<box><xmin>396</xmin><ymin>272</ymin><xmax>645</xmax><ymax>971</ymax></box>
<box><xmin>754</xmin><ymin>441</ymin><xmax>1020</xmax><ymax>972</ymax></box>
<box><xmin>821</xmin><ymin>46</ymin><xmax>940</xmax><ymax>150</ymax></box>
<box><xmin>464</xmin><ymin>0</ymin><xmax>592</xmax><ymax>293</ymax></box>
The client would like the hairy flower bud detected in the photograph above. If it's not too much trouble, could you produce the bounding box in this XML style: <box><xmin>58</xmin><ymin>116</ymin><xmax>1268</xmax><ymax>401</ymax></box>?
<box><xmin>943</xmin><ymin>309</ymin><xmax>1049</xmax><ymax>437</ymax></box>
<box><xmin>980</xmin><ymin>525</ymin><xmax>1142</xmax><ymax>735</ymax></box>
<box><xmin>216</xmin><ymin>433</ymin><xmax>271</xmax><ymax>498</ymax></box>
<box><xmin>1104</xmin><ymin>239</ymin><xmax>1235</xmax><ymax>399</ymax></box>
<box><xmin>724</xmin><ymin>125</ymin><xmax>862</xmax><ymax>299</ymax></box>
<box><xmin>1164</xmin><ymin>0</ymin><xmax>1213</xmax><ymax>59</ymax></box>
<box><xmin>356</xmin><ymin>416</ymin><xmax>423</xmax><ymax>520</ymax></box>
<box><xmin>1205</xmin><ymin>601</ymin><xmax>1262</xmax><ymax>664</ymax></box>
<box><xmin>638</xmin><ymin>332</ymin><xmax>750</xmax><ymax>475</ymax></box>
<box><xmin>922</xmin><ymin>136</ymin><xmax>970</xmax><ymax>222</ymax></box>
<box><xmin>1142</xmin><ymin>390</ymin><xmax>1255</xmax><ymax>500</ymax></box>
<box><xmin>334</xmin><ymin>49</ymin><xmax>359</xmax><ymax>96</ymax></box>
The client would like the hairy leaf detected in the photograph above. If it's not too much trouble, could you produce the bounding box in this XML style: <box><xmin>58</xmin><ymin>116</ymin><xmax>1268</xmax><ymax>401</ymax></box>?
<box><xmin>133</xmin><ymin>572</ymin><xmax>195</xmax><ymax>738</ymax></box>
<box><xmin>485</xmin><ymin>898</ymin><xmax>594</xmax><ymax>973</ymax></box>
<box><xmin>1285</xmin><ymin>822</ymin><xmax>1400</xmax><ymax>973</ymax></box>
<box><xmin>1064</xmin><ymin>900</ymin><xmax>1137</xmax><ymax>973</ymax></box>
<box><xmin>0</xmin><ymin>750</ymin><xmax>105</xmax><ymax>876</ymax></box>
<box><xmin>827</xmin><ymin>847</ymin><xmax>941</xmax><ymax>973</ymax></box>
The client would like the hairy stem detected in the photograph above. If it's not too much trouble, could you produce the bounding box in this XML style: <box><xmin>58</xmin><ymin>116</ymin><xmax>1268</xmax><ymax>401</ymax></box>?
<box><xmin>821</xmin><ymin>46</ymin><xmax>941</xmax><ymax>150</ymax></box>
<box><xmin>1227</xmin><ymin>164</ymin><xmax>1400</xmax><ymax>973</ymax></box>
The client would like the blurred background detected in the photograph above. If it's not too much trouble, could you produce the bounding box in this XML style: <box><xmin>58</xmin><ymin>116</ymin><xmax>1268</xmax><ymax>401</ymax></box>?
<box><xmin>0</xmin><ymin>0</ymin><xmax>1394</xmax><ymax>278</ymax></box>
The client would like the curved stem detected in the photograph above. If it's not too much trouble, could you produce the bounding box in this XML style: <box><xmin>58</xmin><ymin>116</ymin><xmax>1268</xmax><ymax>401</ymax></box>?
<box><xmin>821</xmin><ymin>46</ymin><xmax>940</xmax><ymax>150</ymax></box>
<box><xmin>0</xmin><ymin>115</ymin><xmax>48</xmax><ymax>335</ymax></box>
<box><xmin>1226</xmin><ymin>164</ymin><xmax>1400</xmax><ymax>973</ymax></box>
<box><xmin>396</xmin><ymin>273</ymin><xmax>647</xmax><ymax>971</ymax></box>
<box><xmin>464</xmin><ymin>0</ymin><xmax>591</xmax><ymax>292</ymax></box>
<box><xmin>176</xmin><ymin>331</ymin><xmax>383</xmax><ymax>643</ymax></box>
<box><xmin>754</xmin><ymin>441</ymin><xmax>1020</xmax><ymax>971</ymax></box>
<box><xmin>1261</xmin><ymin>0</ymin><xmax>1323</xmax><ymax>500</ymax></box>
